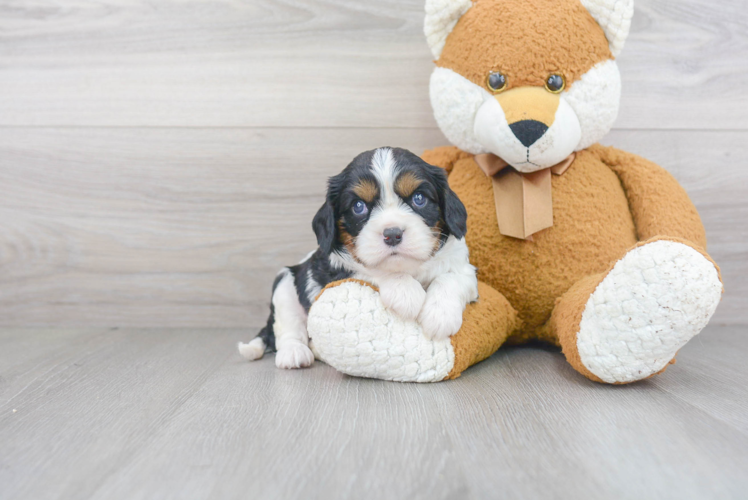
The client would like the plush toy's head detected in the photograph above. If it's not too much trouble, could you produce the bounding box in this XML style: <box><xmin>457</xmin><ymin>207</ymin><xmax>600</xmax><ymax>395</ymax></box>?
<box><xmin>426</xmin><ymin>0</ymin><xmax>633</xmax><ymax>172</ymax></box>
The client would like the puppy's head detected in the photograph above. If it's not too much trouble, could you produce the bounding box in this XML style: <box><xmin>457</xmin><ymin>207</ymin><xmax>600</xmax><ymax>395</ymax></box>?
<box><xmin>313</xmin><ymin>147</ymin><xmax>467</xmax><ymax>273</ymax></box>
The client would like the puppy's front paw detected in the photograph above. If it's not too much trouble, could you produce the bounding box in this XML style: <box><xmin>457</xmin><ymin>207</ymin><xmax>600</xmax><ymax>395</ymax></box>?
<box><xmin>418</xmin><ymin>295</ymin><xmax>464</xmax><ymax>340</ymax></box>
<box><xmin>275</xmin><ymin>342</ymin><xmax>315</xmax><ymax>369</ymax></box>
<box><xmin>379</xmin><ymin>275</ymin><xmax>426</xmax><ymax>321</ymax></box>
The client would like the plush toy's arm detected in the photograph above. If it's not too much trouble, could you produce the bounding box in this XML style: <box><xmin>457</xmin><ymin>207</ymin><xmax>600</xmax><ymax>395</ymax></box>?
<box><xmin>592</xmin><ymin>144</ymin><xmax>708</xmax><ymax>249</ymax></box>
<box><xmin>308</xmin><ymin>280</ymin><xmax>519</xmax><ymax>382</ymax></box>
<box><xmin>422</xmin><ymin>146</ymin><xmax>472</xmax><ymax>175</ymax></box>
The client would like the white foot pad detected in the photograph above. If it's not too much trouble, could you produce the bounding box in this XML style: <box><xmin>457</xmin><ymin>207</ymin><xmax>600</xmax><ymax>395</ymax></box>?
<box><xmin>577</xmin><ymin>240</ymin><xmax>722</xmax><ymax>383</ymax></box>
<box><xmin>307</xmin><ymin>282</ymin><xmax>455</xmax><ymax>383</ymax></box>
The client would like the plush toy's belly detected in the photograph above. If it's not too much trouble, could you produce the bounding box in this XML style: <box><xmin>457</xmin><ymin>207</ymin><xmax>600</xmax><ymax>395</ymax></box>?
<box><xmin>448</xmin><ymin>148</ymin><xmax>638</xmax><ymax>342</ymax></box>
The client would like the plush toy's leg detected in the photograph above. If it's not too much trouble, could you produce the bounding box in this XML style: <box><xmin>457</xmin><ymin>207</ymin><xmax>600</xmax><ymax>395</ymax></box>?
<box><xmin>307</xmin><ymin>280</ymin><xmax>518</xmax><ymax>382</ymax></box>
<box><xmin>446</xmin><ymin>282</ymin><xmax>519</xmax><ymax>379</ymax></box>
<box><xmin>550</xmin><ymin>238</ymin><xmax>723</xmax><ymax>384</ymax></box>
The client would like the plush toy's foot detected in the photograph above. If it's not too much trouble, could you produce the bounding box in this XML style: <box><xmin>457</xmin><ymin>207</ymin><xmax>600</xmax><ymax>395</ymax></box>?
<box><xmin>553</xmin><ymin>239</ymin><xmax>723</xmax><ymax>384</ymax></box>
<box><xmin>307</xmin><ymin>280</ymin><xmax>518</xmax><ymax>382</ymax></box>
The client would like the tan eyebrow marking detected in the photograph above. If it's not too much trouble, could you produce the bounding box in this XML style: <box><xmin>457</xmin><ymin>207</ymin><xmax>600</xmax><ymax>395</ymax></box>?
<box><xmin>395</xmin><ymin>172</ymin><xmax>422</xmax><ymax>198</ymax></box>
<box><xmin>353</xmin><ymin>180</ymin><xmax>379</xmax><ymax>203</ymax></box>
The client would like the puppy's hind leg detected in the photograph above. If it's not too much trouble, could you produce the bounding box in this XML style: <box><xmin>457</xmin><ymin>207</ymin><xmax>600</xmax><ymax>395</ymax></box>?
<box><xmin>239</xmin><ymin>275</ymin><xmax>281</xmax><ymax>361</ymax></box>
<box><xmin>272</xmin><ymin>270</ymin><xmax>315</xmax><ymax>369</ymax></box>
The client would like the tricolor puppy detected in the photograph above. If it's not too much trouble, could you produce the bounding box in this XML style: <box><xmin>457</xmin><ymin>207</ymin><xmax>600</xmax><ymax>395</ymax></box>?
<box><xmin>238</xmin><ymin>147</ymin><xmax>478</xmax><ymax>369</ymax></box>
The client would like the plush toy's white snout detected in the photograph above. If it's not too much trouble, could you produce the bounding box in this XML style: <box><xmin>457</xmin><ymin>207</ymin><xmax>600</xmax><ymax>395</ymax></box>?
<box><xmin>473</xmin><ymin>89</ymin><xmax>582</xmax><ymax>172</ymax></box>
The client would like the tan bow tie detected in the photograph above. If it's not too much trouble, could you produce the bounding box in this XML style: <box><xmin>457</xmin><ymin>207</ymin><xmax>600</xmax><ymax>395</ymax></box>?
<box><xmin>474</xmin><ymin>153</ymin><xmax>575</xmax><ymax>241</ymax></box>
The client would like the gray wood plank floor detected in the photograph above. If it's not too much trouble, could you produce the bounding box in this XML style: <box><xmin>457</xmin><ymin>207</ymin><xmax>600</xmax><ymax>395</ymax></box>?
<box><xmin>2</xmin><ymin>325</ymin><xmax>747</xmax><ymax>500</ymax></box>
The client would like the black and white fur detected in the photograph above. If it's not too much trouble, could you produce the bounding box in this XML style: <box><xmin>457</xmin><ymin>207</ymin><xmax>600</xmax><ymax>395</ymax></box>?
<box><xmin>238</xmin><ymin>147</ymin><xmax>478</xmax><ymax>369</ymax></box>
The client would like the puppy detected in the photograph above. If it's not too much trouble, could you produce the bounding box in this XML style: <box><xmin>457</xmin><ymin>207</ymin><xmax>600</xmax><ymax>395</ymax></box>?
<box><xmin>238</xmin><ymin>147</ymin><xmax>478</xmax><ymax>369</ymax></box>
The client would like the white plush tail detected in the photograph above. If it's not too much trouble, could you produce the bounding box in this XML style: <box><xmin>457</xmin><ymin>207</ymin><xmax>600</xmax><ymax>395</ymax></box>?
<box><xmin>238</xmin><ymin>337</ymin><xmax>266</xmax><ymax>361</ymax></box>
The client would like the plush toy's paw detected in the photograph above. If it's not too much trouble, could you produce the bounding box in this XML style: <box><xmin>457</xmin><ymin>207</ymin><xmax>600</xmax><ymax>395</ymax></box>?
<box><xmin>275</xmin><ymin>342</ymin><xmax>315</xmax><ymax>369</ymax></box>
<box><xmin>378</xmin><ymin>275</ymin><xmax>427</xmax><ymax>321</ymax></box>
<box><xmin>577</xmin><ymin>240</ymin><xmax>723</xmax><ymax>384</ymax></box>
<box><xmin>307</xmin><ymin>281</ymin><xmax>454</xmax><ymax>382</ymax></box>
<box><xmin>418</xmin><ymin>294</ymin><xmax>463</xmax><ymax>340</ymax></box>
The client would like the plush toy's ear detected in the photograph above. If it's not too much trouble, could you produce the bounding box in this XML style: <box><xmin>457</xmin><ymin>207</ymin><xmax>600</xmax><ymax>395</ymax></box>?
<box><xmin>580</xmin><ymin>0</ymin><xmax>634</xmax><ymax>57</ymax></box>
<box><xmin>424</xmin><ymin>0</ymin><xmax>472</xmax><ymax>60</ymax></box>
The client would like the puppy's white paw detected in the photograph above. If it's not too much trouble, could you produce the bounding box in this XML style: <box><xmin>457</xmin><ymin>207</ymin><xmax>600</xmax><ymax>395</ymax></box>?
<box><xmin>418</xmin><ymin>294</ymin><xmax>464</xmax><ymax>340</ymax></box>
<box><xmin>238</xmin><ymin>338</ymin><xmax>265</xmax><ymax>361</ymax></box>
<box><xmin>275</xmin><ymin>342</ymin><xmax>315</xmax><ymax>369</ymax></box>
<box><xmin>379</xmin><ymin>275</ymin><xmax>427</xmax><ymax>321</ymax></box>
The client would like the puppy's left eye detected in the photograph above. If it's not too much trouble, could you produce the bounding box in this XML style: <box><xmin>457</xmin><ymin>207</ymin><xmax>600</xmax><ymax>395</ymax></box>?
<box><xmin>352</xmin><ymin>200</ymin><xmax>368</xmax><ymax>215</ymax></box>
<box><xmin>412</xmin><ymin>192</ymin><xmax>427</xmax><ymax>208</ymax></box>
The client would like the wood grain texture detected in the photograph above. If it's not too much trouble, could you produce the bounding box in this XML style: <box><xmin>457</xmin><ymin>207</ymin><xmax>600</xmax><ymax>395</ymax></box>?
<box><xmin>0</xmin><ymin>0</ymin><xmax>745</xmax><ymax>129</ymax></box>
<box><xmin>1</xmin><ymin>128</ymin><xmax>745</xmax><ymax>327</ymax></box>
<box><xmin>0</xmin><ymin>328</ymin><xmax>238</xmax><ymax>500</ymax></box>
<box><xmin>435</xmin><ymin>329</ymin><xmax>748</xmax><ymax>499</ymax></box>
<box><xmin>1</xmin><ymin>325</ymin><xmax>746</xmax><ymax>500</ymax></box>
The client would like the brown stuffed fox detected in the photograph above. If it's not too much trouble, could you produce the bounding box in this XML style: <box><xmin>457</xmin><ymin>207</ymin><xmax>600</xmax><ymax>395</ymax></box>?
<box><xmin>307</xmin><ymin>0</ymin><xmax>723</xmax><ymax>384</ymax></box>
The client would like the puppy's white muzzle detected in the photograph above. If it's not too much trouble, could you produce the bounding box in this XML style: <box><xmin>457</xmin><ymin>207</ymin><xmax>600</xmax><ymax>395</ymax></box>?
<box><xmin>355</xmin><ymin>205</ymin><xmax>436</xmax><ymax>272</ymax></box>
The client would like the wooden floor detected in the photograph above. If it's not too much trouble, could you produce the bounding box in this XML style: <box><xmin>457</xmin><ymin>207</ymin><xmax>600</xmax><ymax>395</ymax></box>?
<box><xmin>1</xmin><ymin>325</ymin><xmax>747</xmax><ymax>500</ymax></box>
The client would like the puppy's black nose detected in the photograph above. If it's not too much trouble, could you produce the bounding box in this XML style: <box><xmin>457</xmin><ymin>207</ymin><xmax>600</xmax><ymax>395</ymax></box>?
<box><xmin>509</xmin><ymin>120</ymin><xmax>549</xmax><ymax>147</ymax></box>
<box><xmin>383</xmin><ymin>227</ymin><xmax>403</xmax><ymax>247</ymax></box>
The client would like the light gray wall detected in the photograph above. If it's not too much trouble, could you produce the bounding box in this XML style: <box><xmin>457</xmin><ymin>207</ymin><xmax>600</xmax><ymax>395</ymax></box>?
<box><xmin>0</xmin><ymin>0</ymin><xmax>745</xmax><ymax>327</ymax></box>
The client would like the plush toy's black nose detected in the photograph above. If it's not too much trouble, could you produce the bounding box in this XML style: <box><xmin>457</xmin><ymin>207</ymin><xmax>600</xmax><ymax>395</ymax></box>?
<box><xmin>509</xmin><ymin>120</ymin><xmax>549</xmax><ymax>147</ymax></box>
<box><xmin>383</xmin><ymin>227</ymin><xmax>403</xmax><ymax>247</ymax></box>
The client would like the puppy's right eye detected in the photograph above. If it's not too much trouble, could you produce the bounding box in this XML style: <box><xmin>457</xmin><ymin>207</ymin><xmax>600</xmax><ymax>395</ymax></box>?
<box><xmin>412</xmin><ymin>192</ymin><xmax>427</xmax><ymax>208</ymax></box>
<box><xmin>352</xmin><ymin>200</ymin><xmax>368</xmax><ymax>215</ymax></box>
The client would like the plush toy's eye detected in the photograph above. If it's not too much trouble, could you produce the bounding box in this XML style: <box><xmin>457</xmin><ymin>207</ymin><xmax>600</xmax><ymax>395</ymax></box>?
<box><xmin>352</xmin><ymin>200</ymin><xmax>368</xmax><ymax>215</ymax></box>
<box><xmin>545</xmin><ymin>74</ymin><xmax>566</xmax><ymax>94</ymax></box>
<box><xmin>412</xmin><ymin>192</ymin><xmax>427</xmax><ymax>208</ymax></box>
<box><xmin>486</xmin><ymin>72</ymin><xmax>507</xmax><ymax>93</ymax></box>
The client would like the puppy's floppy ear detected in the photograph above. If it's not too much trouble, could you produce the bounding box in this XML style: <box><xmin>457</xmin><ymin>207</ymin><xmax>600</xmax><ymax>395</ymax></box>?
<box><xmin>312</xmin><ymin>172</ymin><xmax>344</xmax><ymax>254</ymax></box>
<box><xmin>312</xmin><ymin>200</ymin><xmax>336</xmax><ymax>254</ymax></box>
<box><xmin>442</xmin><ymin>184</ymin><xmax>467</xmax><ymax>239</ymax></box>
<box><xmin>428</xmin><ymin>164</ymin><xmax>467</xmax><ymax>239</ymax></box>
